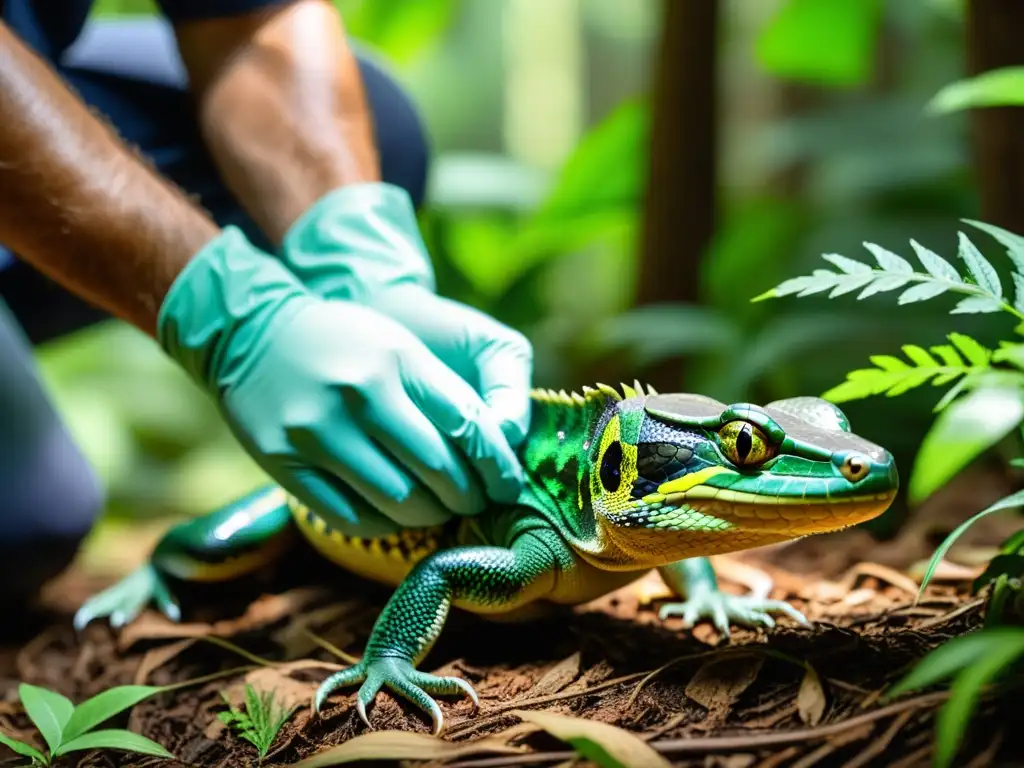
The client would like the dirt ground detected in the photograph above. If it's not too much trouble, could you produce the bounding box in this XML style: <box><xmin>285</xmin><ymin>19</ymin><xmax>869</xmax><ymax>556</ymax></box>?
<box><xmin>0</xmin><ymin>468</ymin><xmax>1022</xmax><ymax>768</ymax></box>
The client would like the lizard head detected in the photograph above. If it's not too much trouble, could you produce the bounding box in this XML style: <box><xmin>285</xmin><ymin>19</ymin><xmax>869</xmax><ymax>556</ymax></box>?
<box><xmin>573</xmin><ymin>385</ymin><xmax>898</xmax><ymax>565</ymax></box>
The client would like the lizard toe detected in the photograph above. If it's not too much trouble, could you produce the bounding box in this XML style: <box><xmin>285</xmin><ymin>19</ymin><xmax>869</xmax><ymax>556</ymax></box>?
<box><xmin>314</xmin><ymin>663</ymin><xmax>369</xmax><ymax>715</ymax></box>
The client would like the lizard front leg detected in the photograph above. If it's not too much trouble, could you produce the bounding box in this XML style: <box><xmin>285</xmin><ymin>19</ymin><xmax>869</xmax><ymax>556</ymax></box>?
<box><xmin>314</xmin><ymin>530</ymin><xmax>566</xmax><ymax>734</ymax></box>
<box><xmin>657</xmin><ymin>557</ymin><xmax>809</xmax><ymax>638</ymax></box>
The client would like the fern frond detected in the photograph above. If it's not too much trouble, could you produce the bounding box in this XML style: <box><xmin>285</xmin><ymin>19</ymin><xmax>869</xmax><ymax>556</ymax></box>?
<box><xmin>821</xmin><ymin>334</ymin><xmax>994</xmax><ymax>403</ymax></box>
<box><xmin>753</xmin><ymin>233</ymin><xmax>1024</xmax><ymax>319</ymax></box>
<box><xmin>218</xmin><ymin>685</ymin><xmax>297</xmax><ymax>763</ymax></box>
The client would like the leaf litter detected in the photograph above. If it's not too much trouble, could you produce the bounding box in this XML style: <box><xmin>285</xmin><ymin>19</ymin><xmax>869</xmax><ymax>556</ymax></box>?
<box><xmin>0</xmin><ymin>466</ymin><xmax>1019</xmax><ymax>766</ymax></box>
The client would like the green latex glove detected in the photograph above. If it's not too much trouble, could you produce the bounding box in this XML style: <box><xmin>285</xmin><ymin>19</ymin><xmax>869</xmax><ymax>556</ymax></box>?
<box><xmin>157</xmin><ymin>227</ymin><xmax>524</xmax><ymax>536</ymax></box>
<box><xmin>280</xmin><ymin>182</ymin><xmax>533</xmax><ymax>449</ymax></box>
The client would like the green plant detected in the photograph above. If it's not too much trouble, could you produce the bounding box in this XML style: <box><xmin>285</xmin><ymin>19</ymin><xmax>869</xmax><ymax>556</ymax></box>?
<box><xmin>217</xmin><ymin>685</ymin><xmax>297</xmax><ymax>765</ymax></box>
<box><xmin>883</xmin><ymin>628</ymin><xmax>1024</xmax><ymax>768</ymax></box>
<box><xmin>0</xmin><ymin>682</ymin><xmax>172</xmax><ymax>766</ymax></box>
<box><xmin>757</xmin><ymin>220</ymin><xmax>1024</xmax><ymax>766</ymax></box>
<box><xmin>755</xmin><ymin>219</ymin><xmax>1024</xmax><ymax>502</ymax></box>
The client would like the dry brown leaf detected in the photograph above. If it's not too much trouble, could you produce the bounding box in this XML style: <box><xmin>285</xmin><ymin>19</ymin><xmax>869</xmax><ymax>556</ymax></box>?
<box><xmin>118</xmin><ymin>587</ymin><xmax>329</xmax><ymax>650</ymax></box>
<box><xmin>271</xmin><ymin>600</ymin><xmax>361</xmax><ymax>659</ymax></box>
<box><xmin>838</xmin><ymin>562</ymin><xmax>921</xmax><ymax>597</ymax></box>
<box><xmin>512</xmin><ymin>708</ymin><xmax>672</xmax><ymax>768</ymax></box>
<box><xmin>841</xmin><ymin>588</ymin><xmax>877</xmax><ymax>608</ymax></box>
<box><xmin>562</xmin><ymin>659</ymin><xmax>614</xmax><ymax>694</ymax></box>
<box><xmin>285</xmin><ymin>729</ymin><xmax>525</xmax><ymax>766</ymax></box>
<box><xmin>796</xmin><ymin>664</ymin><xmax>827</xmax><ymax>726</ymax></box>
<box><xmin>529</xmin><ymin>652</ymin><xmax>582</xmax><ymax>698</ymax></box>
<box><xmin>224</xmin><ymin>665</ymin><xmax>320</xmax><ymax>712</ymax></box>
<box><xmin>685</xmin><ymin>654</ymin><xmax>764</xmax><ymax>728</ymax></box>
<box><xmin>133</xmin><ymin>638</ymin><xmax>197</xmax><ymax>685</ymax></box>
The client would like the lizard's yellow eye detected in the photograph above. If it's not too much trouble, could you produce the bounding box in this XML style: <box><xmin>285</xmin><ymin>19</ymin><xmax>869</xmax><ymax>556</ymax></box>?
<box><xmin>718</xmin><ymin>420</ymin><xmax>774</xmax><ymax>467</ymax></box>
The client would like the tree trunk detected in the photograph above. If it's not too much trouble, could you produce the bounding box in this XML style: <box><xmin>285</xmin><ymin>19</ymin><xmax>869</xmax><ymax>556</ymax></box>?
<box><xmin>635</xmin><ymin>0</ymin><xmax>719</xmax><ymax>391</ymax></box>
<box><xmin>966</xmin><ymin>0</ymin><xmax>1024</xmax><ymax>230</ymax></box>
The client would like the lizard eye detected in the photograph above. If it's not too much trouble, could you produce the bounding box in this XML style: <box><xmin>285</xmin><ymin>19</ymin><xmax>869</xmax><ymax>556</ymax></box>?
<box><xmin>718</xmin><ymin>420</ymin><xmax>774</xmax><ymax>467</ymax></box>
<box><xmin>599</xmin><ymin>440</ymin><xmax>623</xmax><ymax>492</ymax></box>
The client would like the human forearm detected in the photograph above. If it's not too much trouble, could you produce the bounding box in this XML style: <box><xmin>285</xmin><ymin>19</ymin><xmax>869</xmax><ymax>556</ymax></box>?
<box><xmin>176</xmin><ymin>0</ymin><xmax>380</xmax><ymax>245</ymax></box>
<box><xmin>0</xmin><ymin>23</ymin><xmax>219</xmax><ymax>336</ymax></box>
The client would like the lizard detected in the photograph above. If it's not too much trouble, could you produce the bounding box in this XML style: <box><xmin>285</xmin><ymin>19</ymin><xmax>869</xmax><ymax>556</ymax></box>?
<box><xmin>74</xmin><ymin>381</ymin><xmax>898</xmax><ymax>734</ymax></box>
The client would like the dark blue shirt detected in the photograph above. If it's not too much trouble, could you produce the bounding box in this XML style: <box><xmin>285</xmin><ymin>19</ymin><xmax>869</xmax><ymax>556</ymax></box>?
<box><xmin>3</xmin><ymin>0</ymin><xmax>286</xmax><ymax>61</ymax></box>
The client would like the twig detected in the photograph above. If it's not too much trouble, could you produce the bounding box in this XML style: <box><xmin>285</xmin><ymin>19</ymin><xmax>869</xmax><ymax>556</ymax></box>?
<box><xmin>300</xmin><ymin>628</ymin><xmax>361</xmax><ymax>665</ymax></box>
<box><xmin>839</xmin><ymin>562</ymin><xmax>921</xmax><ymax>597</ymax></box>
<box><xmin>887</xmin><ymin>743</ymin><xmax>931</xmax><ymax>768</ymax></box>
<box><xmin>838</xmin><ymin>709</ymin><xmax>913</xmax><ymax>768</ymax></box>
<box><xmin>445</xmin><ymin>671</ymin><xmax>651</xmax><ymax>739</ymax></box>
<box><xmin>915</xmin><ymin>597</ymin><xmax>985</xmax><ymax>630</ymax></box>
<box><xmin>445</xmin><ymin>690</ymin><xmax>953</xmax><ymax>767</ymax></box>
<box><xmin>790</xmin><ymin>723</ymin><xmax>873</xmax><ymax>768</ymax></box>
<box><xmin>199</xmin><ymin>636</ymin><xmax>280</xmax><ymax>667</ymax></box>
<box><xmin>161</xmin><ymin>665</ymin><xmax>259</xmax><ymax>691</ymax></box>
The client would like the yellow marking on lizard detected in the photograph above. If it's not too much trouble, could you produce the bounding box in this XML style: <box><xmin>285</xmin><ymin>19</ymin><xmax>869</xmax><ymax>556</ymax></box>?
<box><xmin>287</xmin><ymin>496</ymin><xmax>445</xmax><ymax>588</ymax></box>
<box><xmin>655</xmin><ymin>465</ymin><xmax>735</xmax><ymax>495</ymax></box>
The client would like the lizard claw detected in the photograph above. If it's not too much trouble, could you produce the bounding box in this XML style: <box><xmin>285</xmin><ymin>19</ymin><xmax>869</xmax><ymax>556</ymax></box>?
<box><xmin>73</xmin><ymin>564</ymin><xmax>180</xmax><ymax>631</ymax></box>
<box><xmin>315</xmin><ymin>657</ymin><xmax>477</xmax><ymax>735</ymax></box>
<box><xmin>659</xmin><ymin>586</ymin><xmax>810</xmax><ymax>637</ymax></box>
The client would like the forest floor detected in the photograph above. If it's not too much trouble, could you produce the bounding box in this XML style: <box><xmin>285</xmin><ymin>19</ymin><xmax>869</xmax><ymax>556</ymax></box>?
<box><xmin>0</xmin><ymin>467</ymin><xmax>1022</xmax><ymax>768</ymax></box>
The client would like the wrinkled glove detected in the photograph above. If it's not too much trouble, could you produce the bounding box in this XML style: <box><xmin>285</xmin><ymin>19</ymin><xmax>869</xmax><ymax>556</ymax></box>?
<box><xmin>157</xmin><ymin>226</ymin><xmax>524</xmax><ymax>537</ymax></box>
<box><xmin>280</xmin><ymin>182</ymin><xmax>533</xmax><ymax>449</ymax></box>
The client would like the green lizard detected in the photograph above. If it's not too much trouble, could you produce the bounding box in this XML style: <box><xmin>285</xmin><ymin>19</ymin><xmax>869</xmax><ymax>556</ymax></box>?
<box><xmin>74</xmin><ymin>382</ymin><xmax>898</xmax><ymax>734</ymax></box>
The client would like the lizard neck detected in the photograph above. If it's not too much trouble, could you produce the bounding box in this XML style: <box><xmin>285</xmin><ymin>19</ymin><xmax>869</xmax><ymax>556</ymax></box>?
<box><xmin>516</xmin><ymin>388</ymin><xmax>621</xmax><ymax>565</ymax></box>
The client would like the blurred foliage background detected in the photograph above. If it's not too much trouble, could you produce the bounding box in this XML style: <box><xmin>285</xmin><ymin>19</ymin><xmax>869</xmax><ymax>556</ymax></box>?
<box><xmin>29</xmin><ymin>0</ymin><xmax>1015</xmax><ymax>561</ymax></box>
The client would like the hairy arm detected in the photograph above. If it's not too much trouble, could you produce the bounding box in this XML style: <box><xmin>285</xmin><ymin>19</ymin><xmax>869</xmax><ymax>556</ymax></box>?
<box><xmin>0</xmin><ymin>22</ymin><xmax>219</xmax><ymax>336</ymax></box>
<box><xmin>173</xmin><ymin>0</ymin><xmax>380</xmax><ymax>245</ymax></box>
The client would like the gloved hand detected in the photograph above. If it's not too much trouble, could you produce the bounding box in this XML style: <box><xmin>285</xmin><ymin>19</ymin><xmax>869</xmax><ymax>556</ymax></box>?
<box><xmin>279</xmin><ymin>182</ymin><xmax>533</xmax><ymax>450</ymax></box>
<box><xmin>157</xmin><ymin>227</ymin><xmax>524</xmax><ymax>536</ymax></box>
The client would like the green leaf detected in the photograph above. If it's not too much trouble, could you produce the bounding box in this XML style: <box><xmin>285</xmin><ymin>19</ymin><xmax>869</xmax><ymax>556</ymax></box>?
<box><xmin>951</xmin><ymin>295</ymin><xmax>1004</xmax><ymax>314</ymax></box>
<box><xmin>54</xmin><ymin>728</ymin><xmax>173</xmax><ymax>759</ymax></box>
<box><xmin>928</xmin><ymin>66</ymin><xmax>1024</xmax><ymax>115</ymax></box>
<box><xmin>934</xmin><ymin>630</ymin><xmax>1024</xmax><ymax>768</ymax></box>
<box><xmin>511</xmin><ymin>709</ymin><xmax>672</xmax><ymax>768</ymax></box>
<box><xmin>958</xmin><ymin>232</ymin><xmax>1002</xmax><ymax>298</ymax></box>
<box><xmin>909</xmin><ymin>385</ymin><xmax>1024</xmax><ymax>505</ymax></box>
<box><xmin>335</xmin><ymin>0</ymin><xmax>456</xmax><ymax>67</ymax></box>
<box><xmin>863</xmin><ymin>242</ymin><xmax>914</xmax><ymax>274</ymax></box>
<box><xmin>909</xmin><ymin>238</ymin><xmax>962</xmax><ymax>281</ymax></box>
<box><xmin>920</xmin><ymin>487</ymin><xmax>1024</xmax><ymax>595</ymax></box>
<box><xmin>931</xmin><ymin>344</ymin><xmax>964</xmax><ymax>367</ymax></box>
<box><xmin>869</xmin><ymin>354</ymin><xmax>909</xmax><ymax>372</ymax></box>
<box><xmin>0</xmin><ymin>731</ymin><xmax>46</xmax><ymax>763</ymax></box>
<box><xmin>19</xmin><ymin>684</ymin><xmax>73</xmax><ymax>755</ymax></box>
<box><xmin>949</xmin><ymin>333</ymin><xmax>992</xmax><ymax>366</ymax></box>
<box><xmin>526</xmin><ymin>99</ymin><xmax>647</xmax><ymax>232</ymax></box>
<box><xmin>992</xmin><ymin>342</ymin><xmax>1024</xmax><ymax>369</ymax></box>
<box><xmin>886</xmin><ymin>628</ymin><xmax>1024</xmax><ymax>699</ymax></box>
<box><xmin>902</xmin><ymin>345</ymin><xmax>938</xmax><ymax>367</ymax></box>
<box><xmin>821</xmin><ymin>252</ymin><xmax>871</xmax><ymax>274</ymax></box>
<box><xmin>62</xmin><ymin>685</ymin><xmax>164</xmax><ymax>743</ymax></box>
<box><xmin>755</xmin><ymin>0</ymin><xmax>883</xmax><ymax>87</ymax></box>
<box><xmin>819</xmin><ymin>333</ymin><xmax>988</xmax><ymax>404</ymax></box>
<box><xmin>857</xmin><ymin>274</ymin><xmax>910</xmax><ymax>299</ymax></box>
<box><xmin>962</xmin><ymin>218</ymin><xmax>1024</xmax><ymax>277</ymax></box>
<box><xmin>897</xmin><ymin>282</ymin><xmax>948</xmax><ymax>304</ymax></box>
<box><xmin>288</xmin><ymin>731</ymin><xmax>526</xmax><ymax>766</ymax></box>
<box><xmin>1013</xmin><ymin>273</ymin><xmax>1024</xmax><ymax>314</ymax></box>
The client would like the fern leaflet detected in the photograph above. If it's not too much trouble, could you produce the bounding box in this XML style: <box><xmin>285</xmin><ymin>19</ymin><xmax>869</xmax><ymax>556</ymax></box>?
<box><xmin>820</xmin><ymin>334</ymin><xmax>994</xmax><ymax>403</ymax></box>
<box><xmin>752</xmin><ymin>228</ymin><xmax>1024</xmax><ymax>320</ymax></box>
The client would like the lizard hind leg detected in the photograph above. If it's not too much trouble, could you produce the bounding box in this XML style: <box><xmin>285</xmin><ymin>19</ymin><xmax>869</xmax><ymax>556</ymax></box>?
<box><xmin>74</xmin><ymin>485</ymin><xmax>296</xmax><ymax>630</ymax></box>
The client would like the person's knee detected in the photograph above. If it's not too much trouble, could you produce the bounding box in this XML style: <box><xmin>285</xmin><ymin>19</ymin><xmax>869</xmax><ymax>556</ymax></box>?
<box><xmin>355</xmin><ymin>51</ymin><xmax>431</xmax><ymax>208</ymax></box>
<box><xmin>0</xmin><ymin>426</ymin><xmax>105</xmax><ymax>601</ymax></box>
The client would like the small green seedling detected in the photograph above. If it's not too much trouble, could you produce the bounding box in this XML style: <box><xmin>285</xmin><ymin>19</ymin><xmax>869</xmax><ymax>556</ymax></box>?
<box><xmin>0</xmin><ymin>682</ymin><xmax>173</xmax><ymax>766</ymax></box>
<box><xmin>218</xmin><ymin>685</ymin><xmax>296</xmax><ymax>765</ymax></box>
